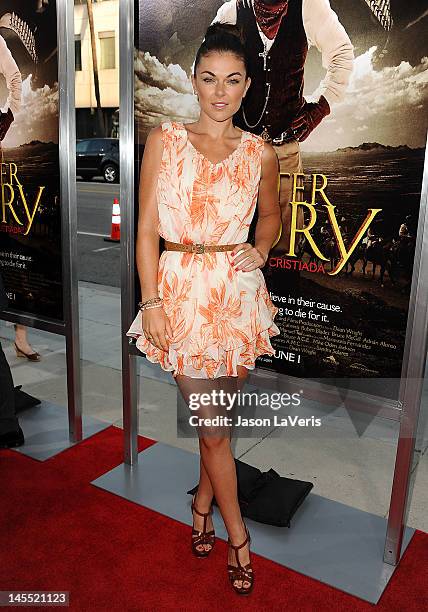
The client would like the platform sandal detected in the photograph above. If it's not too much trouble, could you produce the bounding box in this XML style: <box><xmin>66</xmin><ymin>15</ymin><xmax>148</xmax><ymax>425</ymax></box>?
<box><xmin>227</xmin><ymin>523</ymin><xmax>254</xmax><ymax>595</ymax></box>
<box><xmin>191</xmin><ymin>493</ymin><xmax>215</xmax><ymax>558</ymax></box>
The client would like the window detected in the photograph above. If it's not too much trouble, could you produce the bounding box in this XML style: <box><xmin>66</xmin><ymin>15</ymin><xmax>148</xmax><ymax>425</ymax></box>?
<box><xmin>87</xmin><ymin>139</ymin><xmax>105</xmax><ymax>153</ymax></box>
<box><xmin>99</xmin><ymin>31</ymin><xmax>115</xmax><ymax>70</ymax></box>
<box><xmin>76</xmin><ymin>140</ymin><xmax>90</xmax><ymax>153</ymax></box>
<box><xmin>75</xmin><ymin>36</ymin><xmax>82</xmax><ymax>71</ymax></box>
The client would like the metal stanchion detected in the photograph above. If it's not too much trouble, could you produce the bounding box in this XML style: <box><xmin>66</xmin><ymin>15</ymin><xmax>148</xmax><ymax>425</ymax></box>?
<box><xmin>120</xmin><ymin>0</ymin><xmax>138</xmax><ymax>465</ymax></box>
<box><xmin>384</xmin><ymin>142</ymin><xmax>428</xmax><ymax>565</ymax></box>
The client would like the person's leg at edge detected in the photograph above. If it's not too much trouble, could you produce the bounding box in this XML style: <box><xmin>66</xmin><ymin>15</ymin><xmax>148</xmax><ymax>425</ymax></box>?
<box><xmin>0</xmin><ymin>340</ymin><xmax>20</xmax><ymax>435</ymax></box>
<box><xmin>14</xmin><ymin>324</ymin><xmax>40</xmax><ymax>359</ymax></box>
<box><xmin>176</xmin><ymin>365</ymin><xmax>252</xmax><ymax>588</ymax></box>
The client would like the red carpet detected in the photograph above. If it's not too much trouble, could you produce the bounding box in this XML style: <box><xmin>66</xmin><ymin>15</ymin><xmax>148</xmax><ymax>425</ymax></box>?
<box><xmin>1</xmin><ymin>426</ymin><xmax>427</xmax><ymax>611</ymax></box>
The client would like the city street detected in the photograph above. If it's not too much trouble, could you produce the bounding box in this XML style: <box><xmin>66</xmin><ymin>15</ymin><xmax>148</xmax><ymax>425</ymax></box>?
<box><xmin>77</xmin><ymin>179</ymin><xmax>121</xmax><ymax>287</ymax></box>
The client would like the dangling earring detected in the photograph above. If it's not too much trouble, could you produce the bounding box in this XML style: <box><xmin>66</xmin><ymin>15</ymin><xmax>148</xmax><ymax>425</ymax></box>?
<box><xmin>194</xmin><ymin>91</ymin><xmax>199</xmax><ymax>101</ymax></box>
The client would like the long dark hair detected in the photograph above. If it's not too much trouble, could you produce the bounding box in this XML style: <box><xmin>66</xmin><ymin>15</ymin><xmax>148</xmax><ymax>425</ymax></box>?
<box><xmin>193</xmin><ymin>22</ymin><xmax>250</xmax><ymax>78</ymax></box>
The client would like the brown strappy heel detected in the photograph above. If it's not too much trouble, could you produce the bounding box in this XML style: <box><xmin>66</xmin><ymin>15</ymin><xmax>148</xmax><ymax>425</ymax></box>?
<box><xmin>227</xmin><ymin>523</ymin><xmax>254</xmax><ymax>595</ymax></box>
<box><xmin>191</xmin><ymin>493</ymin><xmax>215</xmax><ymax>558</ymax></box>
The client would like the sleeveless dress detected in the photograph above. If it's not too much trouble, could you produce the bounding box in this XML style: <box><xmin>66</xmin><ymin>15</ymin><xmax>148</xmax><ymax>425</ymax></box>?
<box><xmin>126</xmin><ymin>120</ymin><xmax>280</xmax><ymax>379</ymax></box>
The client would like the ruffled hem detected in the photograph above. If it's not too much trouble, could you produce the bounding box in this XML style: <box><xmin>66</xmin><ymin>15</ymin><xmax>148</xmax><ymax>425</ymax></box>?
<box><xmin>126</xmin><ymin>322</ymin><xmax>280</xmax><ymax>379</ymax></box>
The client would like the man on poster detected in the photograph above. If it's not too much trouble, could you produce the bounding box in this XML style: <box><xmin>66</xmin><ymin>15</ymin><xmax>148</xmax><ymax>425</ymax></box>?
<box><xmin>0</xmin><ymin>33</ymin><xmax>21</xmax><ymax>140</ymax></box>
<box><xmin>212</xmin><ymin>0</ymin><xmax>354</xmax><ymax>255</ymax></box>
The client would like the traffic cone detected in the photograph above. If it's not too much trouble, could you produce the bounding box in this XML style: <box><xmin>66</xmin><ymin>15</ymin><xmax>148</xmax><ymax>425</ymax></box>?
<box><xmin>104</xmin><ymin>197</ymin><xmax>120</xmax><ymax>242</ymax></box>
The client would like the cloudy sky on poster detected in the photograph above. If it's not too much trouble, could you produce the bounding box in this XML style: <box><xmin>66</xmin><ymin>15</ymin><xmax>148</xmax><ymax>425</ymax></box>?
<box><xmin>0</xmin><ymin>0</ymin><xmax>58</xmax><ymax>147</ymax></box>
<box><xmin>2</xmin><ymin>75</ymin><xmax>58</xmax><ymax>148</ymax></box>
<box><xmin>135</xmin><ymin>0</ymin><xmax>428</xmax><ymax>152</ymax></box>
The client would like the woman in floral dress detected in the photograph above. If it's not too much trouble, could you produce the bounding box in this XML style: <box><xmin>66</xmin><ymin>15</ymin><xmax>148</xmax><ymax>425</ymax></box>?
<box><xmin>127</xmin><ymin>23</ymin><xmax>281</xmax><ymax>595</ymax></box>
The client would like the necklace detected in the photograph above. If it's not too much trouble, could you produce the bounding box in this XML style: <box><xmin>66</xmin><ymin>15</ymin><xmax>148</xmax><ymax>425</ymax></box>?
<box><xmin>242</xmin><ymin>39</ymin><xmax>271</xmax><ymax>136</ymax></box>
<box><xmin>242</xmin><ymin>2</ymin><xmax>285</xmax><ymax>137</ymax></box>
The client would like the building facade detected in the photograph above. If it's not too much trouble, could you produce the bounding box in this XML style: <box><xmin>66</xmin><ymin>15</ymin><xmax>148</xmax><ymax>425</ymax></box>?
<box><xmin>74</xmin><ymin>0</ymin><xmax>119</xmax><ymax>138</ymax></box>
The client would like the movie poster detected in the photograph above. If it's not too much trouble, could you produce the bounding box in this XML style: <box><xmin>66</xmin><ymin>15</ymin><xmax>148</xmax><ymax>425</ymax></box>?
<box><xmin>134</xmin><ymin>1</ymin><xmax>427</xmax><ymax>398</ymax></box>
<box><xmin>0</xmin><ymin>0</ymin><xmax>61</xmax><ymax>322</ymax></box>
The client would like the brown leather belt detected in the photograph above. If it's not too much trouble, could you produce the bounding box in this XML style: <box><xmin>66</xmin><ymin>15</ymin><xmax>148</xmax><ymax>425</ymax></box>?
<box><xmin>164</xmin><ymin>240</ymin><xmax>238</xmax><ymax>254</ymax></box>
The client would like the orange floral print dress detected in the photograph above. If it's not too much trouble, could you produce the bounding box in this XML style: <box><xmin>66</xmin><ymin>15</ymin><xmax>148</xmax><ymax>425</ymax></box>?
<box><xmin>127</xmin><ymin>120</ymin><xmax>280</xmax><ymax>379</ymax></box>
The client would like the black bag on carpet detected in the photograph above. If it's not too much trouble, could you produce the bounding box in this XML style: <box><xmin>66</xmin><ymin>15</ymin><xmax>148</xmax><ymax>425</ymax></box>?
<box><xmin>14</xmin><ymin>385</ymin><xmax>41</xmax><ymax>413</ymax></box>
<box><xmin>187</xmin><ymin>458</ymin><xmax>313</xmax><ymax>528</ymax></box>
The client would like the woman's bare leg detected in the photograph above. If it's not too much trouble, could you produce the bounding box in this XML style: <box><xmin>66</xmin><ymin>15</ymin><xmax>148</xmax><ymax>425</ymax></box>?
<box><xmin>236</xmin><ymin>365</ymin><xmax>250</xmax><ymax>392</ymax></box>
<box><xmin>176</xmin><ymin>366</ymin><xmax>252</xmax><ymax>587</ymax></box>
<box><xmin>176</xmin><ymin>371</ymin><xmax>235</xmax><ymax>553</ymax></box>
<box><xmin>194</xmin><ymin>364</ymin><xmax>249</xmax><ymax>543</ymax></box>
<box><xmin>196</xmin><ymin>453</ymin><xmax>214</xmax><ymax>551</ymax></box>
<box><xmin>14</xmin><ymin>324</ymin><xmax>39</xmax><ymax>356</ymax></box>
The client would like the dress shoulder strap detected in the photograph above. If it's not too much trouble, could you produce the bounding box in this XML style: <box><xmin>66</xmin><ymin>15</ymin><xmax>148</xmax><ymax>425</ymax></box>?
<box><xmin>160</xmin><ymin>120</ymin><xmax>172</xmax><ymax>135</ymax></box>
<box><xmin>161</xmin><ymin>120</ymin><xmax>185</xmax><ymax>141</ymax></box>
<box><xmin>242</xmin><ymin>130</ymin><xmax>266</xmax><ymax>159</ymax></box>
<box><xmin>159</xmin><ymin>120</ymin><xmax>180</xmax><ymax>148</ymax></box>
<box><xmin>245</xmin><ymin>130</ymin><xmax>265</xmax><ymax>147</ymax></box>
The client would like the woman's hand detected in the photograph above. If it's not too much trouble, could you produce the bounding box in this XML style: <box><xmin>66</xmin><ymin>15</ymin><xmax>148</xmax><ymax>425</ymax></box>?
<box><xmin>231</xmin><ymin>243</ymin><xmax>268</xmax><ymax>272</ymax></box>
<box><xmin>142</xmin><ymin>306</ymin><xmax>173</xmax><ymax>351</ymax></box>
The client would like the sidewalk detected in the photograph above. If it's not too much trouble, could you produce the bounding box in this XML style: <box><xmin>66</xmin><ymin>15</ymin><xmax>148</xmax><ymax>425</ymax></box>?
<box><xmin>1</xmin><ymin>280</ymin><xmax>427</xmax><ymax>532</ymax></box>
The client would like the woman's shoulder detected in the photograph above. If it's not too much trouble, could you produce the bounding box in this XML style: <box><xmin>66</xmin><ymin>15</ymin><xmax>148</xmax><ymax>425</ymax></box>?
<box><xmin>239</xmin><ymin>129</ymin><xmax>268</xmax><ymax>157</ymax></box>
<box><xmin>155</xmin><ymin>120</ymin><xmax>185</xmax><ymax>143</ymax></box>
<box><xmin>146</xmin><ymin>121</ymin><xmax>180</xmax><ymax>149</ymax></box>
<box><xmin>239</xmin><ymin>128</ymin><xmax>265</xmax><ymax>147</ymax></box>
<box><xmin>146</xmin><ymin>121</ymin><xmax>183</xmax><ymax>149</ymax></box>
<box><xmin>244</xmin><ymin>130</ymin><xmax>264</xmax><ymax>143</ymax></box>
<box><xmin>158</xmin><ymin>120</ymin><xmax>184</xmax><ymax>133</ymax></box>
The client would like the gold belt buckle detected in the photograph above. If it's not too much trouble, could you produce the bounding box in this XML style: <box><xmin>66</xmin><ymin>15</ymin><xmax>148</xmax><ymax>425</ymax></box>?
<box><xmin>193</xmin><ymin>243</ymin><xmax>205</xmax><ymax>253</ymax></box>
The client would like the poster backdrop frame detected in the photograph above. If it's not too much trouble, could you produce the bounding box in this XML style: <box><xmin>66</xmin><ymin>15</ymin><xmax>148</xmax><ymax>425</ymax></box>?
<box><xmin>384</xmin><ymin>143</ymin><xmax>428</xmax><ymax>564</ymax></box>
<box><xmin>120</xmin><ymin>0</ymin><xmax>428</xmax><ymax>566</ymax></box>
<box><xmin>0</xmin><ymin>0</ymin><xmax>82</xmax><ymax>442</ymax></box>
<box><xmin>120</xmin><ymin>0</ymin><xmax>138</xmax><ymax>465</ymax></box>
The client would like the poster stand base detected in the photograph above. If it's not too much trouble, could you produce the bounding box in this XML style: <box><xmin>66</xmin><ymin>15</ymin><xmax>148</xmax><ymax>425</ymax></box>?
<box><xmin>12</xmin><ymin>400</ymin><xmax>109</xmax><ymax>461</ymax></box>
<box><xmin>92</xmin><ymin>441</ymin><xmax>415</xmax><ymax>604</ymax></box>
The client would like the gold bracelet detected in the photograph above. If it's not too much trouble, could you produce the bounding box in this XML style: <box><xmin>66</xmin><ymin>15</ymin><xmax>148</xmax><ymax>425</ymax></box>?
<box><xmin>140</xmin><ymin>301</ymin><xmax>164</xmax><ymax>311</ymax></box>
<box><xmin>139</xmin><ymin>297</ymin><xmax>161</xmax><ymax>308</ymax></box>
<box><xmin>142</xmin><ymin>303</ymin><xmax>163</xmax><ymax>311</ymax></box>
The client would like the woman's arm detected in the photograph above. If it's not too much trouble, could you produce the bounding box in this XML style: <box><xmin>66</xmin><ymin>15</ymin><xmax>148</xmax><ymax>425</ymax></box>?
<box><xmin>136</xmin><ymin>125</ymin><xmax>173</xmax><ymax>351</ymax></box>
<box><xmin>254</xmin><ymin>142</ymin><xmax>281</xmax><ymax>263</ymax></box>
<box><xmin>136</xmin><ymin>125</ymin><xmax>164</xmax><ymax>301</ymax></box>
<box><xmin>233</xmin><ymin>141</ymin><xmax>281</xmax><ymax>271</ymax></box>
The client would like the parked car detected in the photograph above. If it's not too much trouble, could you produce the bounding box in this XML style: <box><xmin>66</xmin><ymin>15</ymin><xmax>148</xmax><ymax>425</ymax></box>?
<box><xmin>76</xmin><ymin>138</ymin><xmax>119</xmax><ymax>183</ymax></box>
